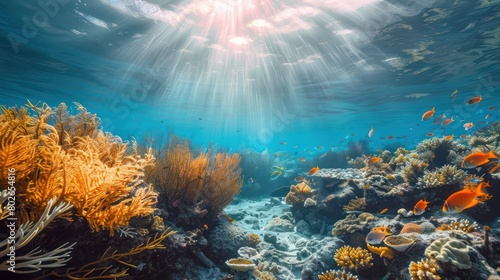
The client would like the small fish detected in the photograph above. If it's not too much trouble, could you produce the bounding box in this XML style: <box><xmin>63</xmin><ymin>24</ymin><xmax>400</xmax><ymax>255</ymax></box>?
<box><xmin>248</xmin><ymin>178</ymin><xmax>254</xmax><ymax>184</ymax></box>
<box><xmin>460</xmin><ymin>134</ymin><xmax>469</xmax><ymax>139</ymax></box>
<box><xmin>443</xmin><ymin>182</ymin><xmax>490</xmax><ymax>213</ymax></box>
<box><xmin>379</xmin><ymin>208</ymin><xmax>388</xmax><ymax>214</ymax></box>
<box><xmin>203</xmin><ymin>224</ymin><xmax>209</xmax><ymax>230</ymax></box>
<box><xmin>280</xmin><ymin>141</ymin><xmax>287</xmax><ymax>145</ymax></box>
<box><xmin>386</xmin><ymin>174</ymin><xmax>395</xmax><ymax>180</ymax></box>
<box><xmin>315</xmin><ymin>146</ymin><xmax>323</xmax><ymax>150</ymax></box>
<box><xmin>422</xmin><ymin>107</ymin><xmax>435</xmax><ymax>121</ymax></box>
<box><xmin>426</xmin><ymin>132</ymin><xmax>434</xmax><ymax>137</ymax></box>
<box><xmin>441</xmin><ymin>117</ymin><xmax>454</xmax><ymax>126</ymax></box>
<box><xmin>274</xmin><ymin>153</ymin><xmax>280</xmax><ymax>157</ymax></box>
<box><xmin>444</xmin><ymin>135</ymin><xmax>454</xmax><ymax>140</ymax></box>
<box><xmin>294</xmin><ymin>176</ymin><xmax>307</xmax><ymax>183</ymax></box>
<box><xmin>433</xmin><ymin>114</ymin><xmax>446</xmax><ymax>125</ymax></box>
<box><xmin>217</xmin><ymin>214</ymin><xmax>235</xmax><ymax>224</ymax></box>
<box><xmin>363</xmin><ymin>183</ymin><xmax>370</xmax><ymax>190</ymax></box>
<box><xmin>365</xmin><ymin>230</ymin><xmax>387</xmax><ymax>245</ymax></box>
<box><xmin>450</xmin><ymin>89</ymin><xmax>459</xmax><ymax>99</ymax></box>
<box><xmin>488</xmin><ymin>106</ymin><xmax>498</xmax><ymax>111</ymax></box>
<box><xmin>463</xmin><ymin>122</ymin><xmax>474</xmax><ymax>130</ymax></box>
<box><xmin>462</xmin><ymin>150</ymin><xmax>499</xmax><ymax>169</ymax></box>
<box><xmin>485</xmin><ymin>114</ymin><xmax>490</xmax><ymax>119</ymax></box>
<box><xmin>198</xmin><ymin>117</ymin><xmax>203</xmax><ymax>120</ymax></box>
<box><xmin>319</xmin><ymin>153</ymin><xmax>327</xmax><ymax>158</ymax></box>
<box><xmin>298</xmin><ymin>157</ymin><xmax>306</xmax><ymax>162</ymax></box>
<box><xmin>466</xmin><ymin>96</ymin><xmax>482</xmax><ymax>105</ymax></box>
<box><xmin>413</xmin><ymin>199</ymin><xmax>429</xmax><ymax>215</ymax></box>
<box><xmin>368</xmin><ymin>127</ymin><xmax>374</xmax><ymax>138</ymax></box>
<box><xmin>308</xmin><ymin>166</ymin><xmax>320</xmax><ymax>175</ymax></box>
<box><xmin>386</xmin><ymin>135</ymin><xmax>394</xmax><ymax>139</ymax></box>
<box><xmin>368</xmin><ymin>157</ymin><xmax>381</xmax><ymax>164</ymax></box>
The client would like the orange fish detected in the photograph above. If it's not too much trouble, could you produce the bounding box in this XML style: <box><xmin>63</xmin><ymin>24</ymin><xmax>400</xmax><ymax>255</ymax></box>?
<box><xmin>490</xmin><ymin>164</ymin><xmax>500</xmax><ymax>173</ymax></box>
<box><xmin>426</xmin><ymin>132</ymin><xmax>434</xmax><ymax>137</ymax></box>
<box><xmin>386</xmin><ymin>135</ymin><xmax>394</xmax><ymax>139</ymax></box>
<box><xmin>368</xmin><ymin>157</ymin><xmax>381</xmax><ymax>164</ymax></box>
<box><xmin>379</xmin><ymin>208</ymin><xmax>388</xmax><ymax>214</ymax></box>
<box><xmin>460</xmin><ymin>134</ymin><xmax>469</xmax><ymax>139</ymax></box>
<box><xmin>462</xmin><ymin>150</ymin><xmax>499</xmax><ymax>169</ymax></box>
<box><xmin>443</xmin><ymin>182</ymin><xmax>490</xmax><ymax>214</ymax></box>
<box><xmin>463</xmin><ymin>122</ymin><xmax>474</xmax><ymax>130</ymax></box>
<box><xmin>413</xmin><ymin>199</ymin><xmax>429</xmax><ymax>215</ymax></box>
<box><xmin>441</xmin><ymin>117</ymin><xmax>454</xmax><ymax>126</ymax></box>
<box><xmin>422</xmin><ymin>107</ymin><xmax>435</xmax><ymax>121</ymax></box>
<box><xmin>368</xmin><ymin>127</ymin><xmax>374</xmax><ymax>138</ymax></box>
<box><xmin>308</xmin><ymin>166</ymin><xmax>320</xmax><ymax>175</ymax></box>
<box><xmin>444</xmin><ymin>135</ymin><xmax>454</xmax><ymax>140</ymax></box>
<box><xmin>298</xmin><ymin>157</ymin><xmax>306</xmax><ymax>162</ymax></box>
<box><xmin>371</xmin><ymin>226</ymin><xmax>393</xmax><ymax>236</ymax></box>
<box><xmin>466</xmin><ymin>96</ymin><xmax>482</xmax><ymax>105</ymax></box>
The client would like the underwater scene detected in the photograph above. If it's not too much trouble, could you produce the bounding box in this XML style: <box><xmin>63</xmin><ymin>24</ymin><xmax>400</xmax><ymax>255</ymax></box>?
<box><xmin>1</xmin><ymin>0</ymin><xmax>500</xmax><ymax>279</ymax></box>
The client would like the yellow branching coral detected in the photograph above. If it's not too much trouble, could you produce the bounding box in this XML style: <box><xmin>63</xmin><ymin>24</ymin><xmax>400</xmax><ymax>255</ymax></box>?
<box><xmin>436</xmin><ymin>219</ymin><xmax>477</xmax><ymax>233</ymax></box>
<box><xmin>409</xmin><ymin>258</ymin><xmax>441</xmax><ymax>280</ymax></box>
<box><xmin>343</xmin><ymin>198</ymin><xmax>367</xmax><ymax>211</ymax></box>
<box><xmin>0</xmin><ymin>102</ymin><xmax>158</xmax><ymax>235</ymax></box>
<box><xmin>318</xmin><ymin>269</ymin><xmax>359</xmax><ymax>280</ymax></box>
<box><xmin>285</xmin><ymin>182</ymin><xmax>312</xmax><ymax>205</ymax></box>
<box><xmin>334</xmin><ymin>246</ymin><xmax>373</xmax><ymax>272</ymax></box>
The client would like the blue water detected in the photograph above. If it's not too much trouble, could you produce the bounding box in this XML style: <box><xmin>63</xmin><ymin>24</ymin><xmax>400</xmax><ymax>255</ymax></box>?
<box><xmin>1</xmin><ymin>0</ymin><xmax>499</xmax><ymax>153</ymax></box>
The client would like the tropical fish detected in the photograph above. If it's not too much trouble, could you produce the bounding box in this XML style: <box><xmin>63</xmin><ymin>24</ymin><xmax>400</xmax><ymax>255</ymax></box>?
<box><xmin>461</xmin><ymin>150</ymin><xmax>499</xmax><ymax>169</ymax></box>
<box><xmin>363</xmin><ymin>183</ymin><xmax>370</xmax><ymax>190</ymax></box>
<box><xmin>443</xmin><ymin>182</ymin><xmax>490</xmax><ymax>213</ymax></box>
<box><xmin>444</xmin><ymin>135</ymin><xmax>454</xmax><ymax>140</ymax></box>
<box><xmin>450</xmin><ymin>89</ymin><xmax>458</xmax><ymax>99</ymax></box>
<box><xmin>308</xmin><ymin>166</ymin><xmax>320</xmax><ymax>175</ymax></box>
<box><xmin>463</xmin><ymin>122</ymin><xmax>474</xmax><ymax>130</ymax></box>
<box><xmin>368</xmin><ymin>127</ymin><xmax>374</xmax><ymax>138</ymax></box>
<box><xmin>460</xmin><ymin>134</ymin><xmax>469</xmax><ymax>139</ymax></box>
<box><xmin>413</xmin><ymin>199</ymin><xmax>429</xmax><ymax>215</ymax></box>
<box><xmin>386</xmin><ymin>135</ymin><xmax>394</xmax><ymax>139</ymax></box>
<box><xmin>379</xmin><ymin>208</ymin><xmax>388</xmax><ymax>214</ymax></box>
<box><xmin>280</xmin><ymin>141</ymin><xmax>287</xmax><ymax>145</ymax></box>
<box><xmin>368</xmin><ymin>157</ymin><xmax>381</xmax><ymax>164</ymax></box>
<box><xmin>485</xmin><ymin>114</ymin><xmax>490</xmax><ymax>119</ymax></box>
<box><xmin>294</xmin><ymin>176</ymin><xmax>307</xmax><ymax>183</ymax></box>
<box><xmin>274</xmin><ymin>153</ymin><xmax>280</xmax><ymax>157</ymax></box>
<box><xmin>466</xmin><ymin>96</ymin><xmax>482</xmax><ymax>105</ymax></box>
<box><xmin>298</xmin><ymin>157</ymin><xmax>306</xmax><ymax>162</ymax></box>
<box><xmin>365</xmin><ymin>230</ymin><xmax>388</xmax><ymax>245</ymax></box>
<box><xmin>433</xmin><ymin>114</ymin><xmax>446</xmax><ymax>125</ymax></box>
<box><xmin>422</xmin><ymin>107</ymin><xmax>435</xmax><ymax>121</ymax></box>
<box><xmin>248</xmin><ymin>178</ymin><xmax>254</xmax><ymax>184</ymax></box>
<box><xmin>489</xmin><ymin>164</ymin><xmax>500</xmax><ymax>173</ymax></box>
<box><xmin>217</xmin><ymin>214</ymin><xmax>235</xmax><ymax>224</ymax></box>
<box><xmin>426</xmin><ymin>132</ymin><xmax>434</xmax><ymax>137</ymax></box>
<box><xmin>441</xmin><ymin>117</ymin><xmax>454</xmax><ymax>126</ymax></box>
<box><xmin>387</xmin><ymin>174</ymin><xmax>395</xmax><ymax>180</ymax></box>
<box><xmin>488</xmin><ymin>106</ymin><xmax>498</xmax><ymax>111</ymax></box>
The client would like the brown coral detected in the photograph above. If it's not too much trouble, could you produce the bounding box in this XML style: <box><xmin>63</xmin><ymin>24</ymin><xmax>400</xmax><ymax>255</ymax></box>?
<box><xmin>343</xmin><ymin>198</ymin><xmax>367</xmax><ymax>212</ymax></box>
<box><xmin>408</xmin><ymin>258</ymin><xmax>441</xmax><ymax>280</ymax></box>
<box><xmin>402</xmin><ymin>159</ymin><xmax>429</xmax><ymax>184</ymax></box>
<box><xmin>334</xmin><ymin>246</ymin><xmax>373</xmax><ymax>272</ymax></box>
<box><xmin>285</xmin><ymin>182</ymin><xmax>312</xmax><ymax>205</ymax></box>
<box><xmin>248</xmin><ymin>233</ymin><xmax>261</xmax><ymax>247</ymax></box>
<box><xmin>436</xmin><ymin>219</ymin><xmax>476</xmax><ymax>233</ymax></box>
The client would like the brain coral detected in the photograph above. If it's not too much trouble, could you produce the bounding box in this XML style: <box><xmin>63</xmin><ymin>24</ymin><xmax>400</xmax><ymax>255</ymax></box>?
<box><xmin>424</xmin><ymin>238</ymin><xmax>472</xmax><ymax>269</ymax></box>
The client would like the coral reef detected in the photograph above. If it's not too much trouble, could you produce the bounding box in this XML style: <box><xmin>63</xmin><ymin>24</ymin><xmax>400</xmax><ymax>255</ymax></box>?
<box><xmin>332</xmin><ymin>214</ymin><xmax>371</xmax><ymax>236</ymax></box>
<box><xmin>436</xmin><ymin>219</ymin><xmax>477</xmax><ymax>233</ymax></box>
<box><xmin>402</xmin><ymin>159</ymin><xmax>429</xmax><ymax>184</ymax></box>
<box><xmin>225</xmin><ymin>257</ymin><xmax>255</xmax><ymax>272</ymax></box>
<box><xmin>414</xmin><ymin>138</ymin><xmax>467</xmax><ymax>168</ymax></box>
<box><xmin>408</xmin><ymin>258</ymin><xmax>441</xmax><ymax>280</ymax></box>
<box><xmin>343</xmin><ymin>198</ymin><xmax>367</xmax><ymax>211</ymax></box>
<box><xmin>383</xmin><ymin>235</ymin><xmax>415</xmax><ymax>252</ymax></box>
<box><xmin>334</xmin><ymin>246</ymin><xmax>373</xmax><ymax>272</ymax></box>
<box><xmin>248</xmin><ymin>233</ymin><xmax>261</xmax><ymax>247</ymax></box>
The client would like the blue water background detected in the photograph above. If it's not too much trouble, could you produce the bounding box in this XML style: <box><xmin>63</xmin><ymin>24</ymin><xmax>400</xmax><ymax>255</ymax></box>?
<box><xmin>1</xmin><ymin>0</ymin><xmax>499</xmax><ymax>155</ymax></box>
